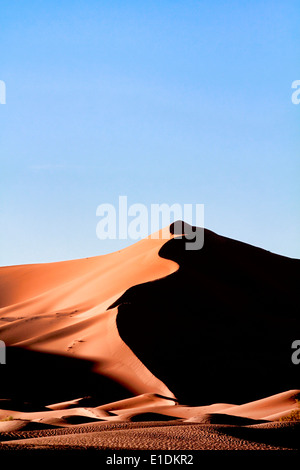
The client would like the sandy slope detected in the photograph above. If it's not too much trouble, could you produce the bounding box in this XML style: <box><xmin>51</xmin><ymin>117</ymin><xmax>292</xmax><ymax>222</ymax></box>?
<box><xmin>0</xmin><ymin>230</ymin><xmax>178</xmax><ymax>397</ymax></box>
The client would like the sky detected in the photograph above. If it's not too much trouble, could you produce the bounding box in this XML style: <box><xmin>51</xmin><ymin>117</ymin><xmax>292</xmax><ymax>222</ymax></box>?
<box><xmin>1</xmin><ymin>0</ymin><xmax>299</xmax><ymax>265</ymax></box>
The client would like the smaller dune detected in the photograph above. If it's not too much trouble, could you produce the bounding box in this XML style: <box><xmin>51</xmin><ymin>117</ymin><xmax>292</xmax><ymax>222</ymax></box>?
<box><xmin>60</xmin><ymin>415</ymin><xmax>105</xmax><ymax>425</ymax></box>
<box><xmin>0</xmin><ymin>405</ymin><xmax>109</xmax><ymax>425</ymax></box>
<box><xmin>46</xmin><ymin>397</ymin><xmax>95</xmax><ymax>410</ymax></box>
<box><xmin>0</xmin><ymin>418</ymin><xmax>57</xmax><ymax>433</ymax></box>
<box><xmin>130</xmin><ymin>412</ymin><xmax>182</xmax><ymax>422</ymax></box>
<box><xmin>96</xmin><ymin>393</ymin><xmax>177</xmax><ymax>414</ymax></box>
<box><xmin>216</xmin><ymin>389</ymin><xmax>300</xmax><ymax>421</ymax></box>
<box><xmin>186</xmin><ymin>413</ymin><xmax>267</xmax><ymax>425</ymax></box>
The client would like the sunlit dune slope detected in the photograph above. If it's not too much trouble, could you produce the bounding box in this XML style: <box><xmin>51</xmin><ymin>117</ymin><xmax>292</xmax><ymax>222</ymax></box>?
<box><xmin>0</xmin><ymin>229</ymin><xmax>178</xmax><ymax>399</ymax></box>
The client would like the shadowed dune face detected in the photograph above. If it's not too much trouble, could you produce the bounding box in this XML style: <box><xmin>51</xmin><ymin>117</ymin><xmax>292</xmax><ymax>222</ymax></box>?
<box><xmin>116</xmin><ymin>227</ymin><xmax>300</xmax><ymax>405</ymax></box>
<box><xmin>187</xmin><ymin>413</ymin><xmax>267</xmax><ymax>425</ymax></box>
<box><xmin>0</xmin><ymin>347</ymin><xmax>133</xmax><ymax>407</ymax></box>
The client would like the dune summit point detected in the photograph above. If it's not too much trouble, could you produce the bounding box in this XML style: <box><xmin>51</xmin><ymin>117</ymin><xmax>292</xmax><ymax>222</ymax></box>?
<box><xmin>96</xmin><ymin>197</ymin><xmax>205</xmax><ymax>250</ymax></box>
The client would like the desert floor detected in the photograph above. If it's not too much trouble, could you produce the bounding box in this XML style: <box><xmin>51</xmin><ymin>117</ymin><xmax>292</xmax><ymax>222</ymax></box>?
<box><xmin>0</xmin><ymin>420</ymin><xmax>299</xmax><ymax>452</ymax></box>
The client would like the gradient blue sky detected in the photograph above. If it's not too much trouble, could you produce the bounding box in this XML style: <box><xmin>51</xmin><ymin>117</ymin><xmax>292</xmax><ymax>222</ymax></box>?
<box><xmin>1</xmin><ymin>0</ymin><xmax>299</xmax><ymax>265</ymax></box>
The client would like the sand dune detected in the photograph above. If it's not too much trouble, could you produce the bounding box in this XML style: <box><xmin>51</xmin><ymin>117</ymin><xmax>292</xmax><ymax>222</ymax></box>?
<box><xmin>212</xmin><ymin>389</ymin><xmax>300</xmax><ymax>421</ymax></box>
<box><xmin>0</xmin><ymin>223</ymin><xmax>299</xmax><ymax>450</ymax></box>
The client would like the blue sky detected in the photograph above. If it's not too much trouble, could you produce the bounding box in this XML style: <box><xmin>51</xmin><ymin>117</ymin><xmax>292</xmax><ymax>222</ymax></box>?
<box><xmin>1</xmin><ymin>0</ymin><xmax>299</xmax><ymax>265</ymax></box>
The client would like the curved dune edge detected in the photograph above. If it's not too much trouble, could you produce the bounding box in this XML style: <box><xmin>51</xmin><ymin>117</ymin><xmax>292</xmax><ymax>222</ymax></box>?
<box><xmin>0</xmin><ymin>228</ymin><xmax>179</xmax><ymax>398</ymax></box>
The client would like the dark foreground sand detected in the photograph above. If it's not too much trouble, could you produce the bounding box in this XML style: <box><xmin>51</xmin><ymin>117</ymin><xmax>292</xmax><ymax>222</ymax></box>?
<box><xmin>1</xmin><ymin>421</ymin><xmax>299</xmax><ymax>451</ymax></box>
